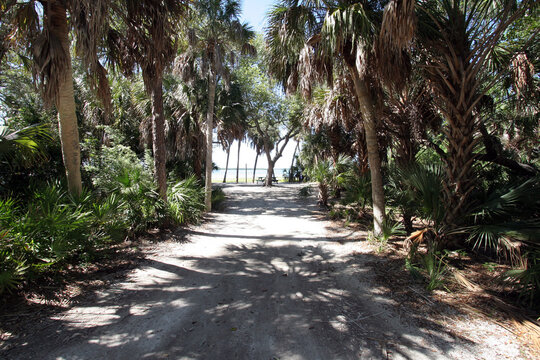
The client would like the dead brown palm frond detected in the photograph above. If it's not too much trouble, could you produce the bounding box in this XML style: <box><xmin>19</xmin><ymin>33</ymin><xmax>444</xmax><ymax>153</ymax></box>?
<box><xmin>376</xmin><ymin>0</ymin><xmax>416</xmax><ymax>90</ymax></box>
<box><xmin>70</xmin><ymin>0</ymin><xmax>112</xmax><ymax>118</ymax></box>
<box><xmin>450</xmin><ymin>267</ymin><xmax>483</xmax><ymax>292</ymax></box>
<box><xmin>511</xmin><ymin>52</ymin><xmax>535</xmax><ymax>105</ymax></box>
<box><xmin>139</xmin><ymin>116</ymin><xmax>153</xmax><ymax>150</ymax></box>
<box><xmin>241</xmin><ymin>42</ymin><xmax>256</xmax><ymax>56</ymax></box>
<box><xmin>382</xmin><ymin>78</ymin><xmax>443</xmax><ymax>166</ymax></box>
<box><xmin>404</xmin><ymin>228</ymin><xmax>430</xmax><ymax>248</ymax></box>
<box><xmin>303</xmin><ymin>99</ymin><xmax>324</xmax><ymax>130</ymax></box>
<box><xmin>464</xmin><ymin>296</ymin><xmax>540</xmax><ymax>352</ymax></box>
<box><xmin>286</xmin><ymin>64</ymin><xmax>299</xmax><ymax>95</ymax></box>
<box><xmin>7</xmin><ymin>1</ymin><xmax>69</xmax><ymax>108</ymax></box>
<box><xmin>31</xmin><ymin>28</ymin><xmax>69</xmax><ymax>108</ymax></box>
<box><xmin>298</xmin><ymin>44</ymin><xmax>315</xmax><ymax>99</ymax></box>
<box><xmin>403</xmin><ymin>227</ymin><xmax>445</xmax><ymax>254</ymax></box>
<box><xmin>173</xmin><ymin>53</ymin><xmax>196</xmax><ymax>83</ymax></box>
<box><xmin>354</xmin><ymin>40</ymin><xmax>369</xmax><ymax>79</ymax></box>
<box><xmin>379</xmin><ymin>0</ymin><xmax>416</xmax><ymax>51</ymax></box>
<box><xmin>326</xmin><ymin>73</ymin><xmax>360</xmax><ymax>132</ymax></box>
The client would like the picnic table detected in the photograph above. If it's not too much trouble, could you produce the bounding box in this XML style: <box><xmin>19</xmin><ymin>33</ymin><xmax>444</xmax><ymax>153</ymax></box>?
<box><xmin>256</xmin><ymin>176</ymin><xmax>279</xmax><ymax>184</ymax></box>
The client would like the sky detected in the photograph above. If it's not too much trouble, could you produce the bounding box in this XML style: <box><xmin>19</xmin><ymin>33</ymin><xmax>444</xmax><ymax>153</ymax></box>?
<box><xmin>212</xmin><ymin>0</ymin><xmax>300</xmax><ymax>172</ymax></box>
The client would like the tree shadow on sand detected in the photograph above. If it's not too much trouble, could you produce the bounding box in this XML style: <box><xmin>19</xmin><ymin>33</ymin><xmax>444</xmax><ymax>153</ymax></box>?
<box><xmin>5</xmin><ymin>242</ymin><xmax>476</xmax><ymax>359</ymax></box>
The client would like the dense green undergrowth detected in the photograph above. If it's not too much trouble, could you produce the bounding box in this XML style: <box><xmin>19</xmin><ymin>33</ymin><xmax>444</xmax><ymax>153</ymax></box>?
<box><xmin>0</xmin><ymin>142</ymin><xmax>221</xmax><ymax>295</ymax></box>
<box><xmin>305</xmin><ymin>155</ymin><xmax>540</xmax><ymax>308</ymax></box>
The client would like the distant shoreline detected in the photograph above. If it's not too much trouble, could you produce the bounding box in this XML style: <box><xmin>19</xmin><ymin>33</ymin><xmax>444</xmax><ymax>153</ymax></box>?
<box><xmin>212</xmin><ymin>168</ymin><xmax>288</xmax><ymax>184</ymax></box>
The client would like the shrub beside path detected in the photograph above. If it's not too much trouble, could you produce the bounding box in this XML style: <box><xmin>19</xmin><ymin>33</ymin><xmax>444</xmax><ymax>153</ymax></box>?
<box><xmin>2</xmin><ymin>184</ymin><xmax>524</xmax><ymax>359</ymax></box>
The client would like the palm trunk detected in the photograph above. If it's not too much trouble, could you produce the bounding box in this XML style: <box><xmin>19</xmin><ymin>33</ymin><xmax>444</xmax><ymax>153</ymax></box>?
<box><xmin>350</xmin><ymin>70</ymin><xmax>386</xmax><ymax>236</ymax></box>
<box><xmin>50</xmin><ymin>2</ymin><xmax>82</xmax><ymax>196</ymax></box>
<box><xmin>396</xmin><ymin>127</ymin><xmax>417</xmax><ymax>234</ymax></box>
<box><xmin>356</xmin><ymin>126</ymin><xmax>369</xmax><ymax>174</ymax></box>
<box><xmin>150</xmin><ymin>76</ymin><xmax>167</xmax><ymax>201</ymax></box>
<box><xmin>318</xmin><ymin>183</ymin><xmax>329</xmax><ymax>207</ymax></box>
<box><xmin>204</xmin><ymin>72</ymin><xmax>216</xmax><ymax>211</ymax></box>
<box><xmin>236</xmin><ymin>140</ymin><xmax>241</xmax><ymax>183</ymax></box>
<box><xmin>252</xmin><ymin>153</ymin><xmax>258</xmax><ymax>183</ymax></box>
<box><xmin>444</xmin><ymin>113</ymin><xmax>476</xmax><ymax>226</ymax></box>
<box><xmin>289</xmin><ymin>141</ymin><xmax>299</xmax><ymax>183</ymax></box>
<box><xmin>194</xmin><ymin>129</ymin><xmax>203</xmax><ymax>181</ymax></box>
<box><xmin>223</xmin><ymin>143</ymin><xmax>230</xmax><ymax>183</ymax></box>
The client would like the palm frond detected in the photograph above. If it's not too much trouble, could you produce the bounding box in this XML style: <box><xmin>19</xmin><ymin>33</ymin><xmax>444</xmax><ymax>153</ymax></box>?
<box><xmin>0</xmin><ymin>124</ymin><xmax>52</xmax><ymax>168</ymax></box>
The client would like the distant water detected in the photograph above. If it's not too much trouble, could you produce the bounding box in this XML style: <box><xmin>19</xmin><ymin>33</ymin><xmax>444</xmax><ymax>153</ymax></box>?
<box><xmin>213</xmin><ymin>168</ymin><xmax>287</xmax><ymax>181</ymax></box>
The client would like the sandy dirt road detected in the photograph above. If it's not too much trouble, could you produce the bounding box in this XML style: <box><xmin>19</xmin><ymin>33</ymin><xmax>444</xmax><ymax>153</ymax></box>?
<box><xmin>3</xmin><ymin>184</ymin><xmax>506</xmax><ymax>359</ymax></box>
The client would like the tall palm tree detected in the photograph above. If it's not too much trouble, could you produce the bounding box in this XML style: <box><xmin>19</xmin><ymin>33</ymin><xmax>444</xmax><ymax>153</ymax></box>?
<box><xmin>248</xmin><ymin>131</ymin><xmax>265</xmax><ymax>183</ymax></box>
<box><xmin>380</xmin><ymin>0</ymin><xmax>536</xmax><ymax>226</ymax></box>
<box><xmin>159</xmin><ymin>74</ymin><xmax>207</xmax><ymax>180</ymax></box>
<box><xmin>266</xmin><ymin>0</ymin><xmax>388</xmax><ymax>235</ymax></box>
<box><xmin>215</xmin><ymin>80</ymin><xmax>247</xmax><ymax>183</ymax></box>
<box><xmin>3</xmin><ymin>0</ymin><xmax>110</xmax><ymax>195</ymax></box>
<box><xmin>178</xmin><ymin>0</ymin><xmax>254</xmax><ymax>210</ymax></box>
<box><xmin>106</xmin><ymin>0</ymin><xmax>186</xmax><ymax>201</ymax></box>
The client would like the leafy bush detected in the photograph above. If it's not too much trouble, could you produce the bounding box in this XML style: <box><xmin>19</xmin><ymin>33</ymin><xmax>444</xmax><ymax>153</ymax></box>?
<box><xmin>168</xmin><ymin>176</ymin><xmax>205</xmax><ymax>224</ymax></box>
<box><xmin>84</xmin><ymin>141</ymin><xmax>155</xmax><ymax>194</ymax></box>
<box><xmin>404</xmin><ymin>248</ymin><xmax>449</xmax><ymax>292</ymax></box>
<box><xmin>298</xmin><ymin>186</ymin><xmax>311</xmax><ymax>197</ymax></box>
<box><xmin>386</xmin><ymin>163</ymin><xmax>446</xmax><ymax>228</ymax></box>
<box><xmin>502</xmin><ymin>251</ymin><xmax>540</xmax><ymax>307</ymax></box>
<box><xmin>0</xmin><ymin>183</ymin><xmax>124</xmax><ymax>293</ymax></box>
<box><xmin>114</xmin><ymin>168</ymin><xmax>166</xmax><ymax>234</ymax></box>
<box><xmin>368</xmin><ymin>216</ymin><xmax>406</xmax><ymax>252</ymax></box>
<box><xmin>380</xmin><ymin>217</ymin><xmax>406</xmax><ymax>243</ymax></box>
<box><xmin>0</xmin><ymin>124</ymin><xmax>53</xmax><ymax>169</ymax></box>
<box><xmin>340</xmin><ymin>172</ymin><xmax>372</xmax><ymax>209</ymax></box>
<box><xmin>306</xmin><ymin>159</ymin><xmax>333</xmax><ymax>206</ymax></box>
<box><xmin>84</xmin><ymin>142</ymin><xmax>166</xmax><ymax>234</ymax></box>
<box><xmin>211</xmin><ymin>186</ymin><xmax>226</xmax><ymax>211</ymax></box>
<box><xmin>421</xmin><ymin>250</ymin><xmax>448</xmax><ymax>292</ymax></box>
<box><xmin>0</xmin><ymin>143</ymin><xmax>210</xmax><ymax>293</ymax></box>
<box><xmin>465</xmin><ymin>177</ymin><xmax>540</xmax><ymax>260</ymax></box>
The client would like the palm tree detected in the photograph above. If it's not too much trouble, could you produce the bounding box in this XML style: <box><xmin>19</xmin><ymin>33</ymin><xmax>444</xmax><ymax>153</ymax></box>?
<box><xmin>106</xmin><ymin>0</ymin><xmax>186</xmax><ymax>201</ymax></box>
<box><xmin>178</xmin><ymin>0</ymin><xmax>254</xmax><ymax>210</ymax></box>
<box><xmin>308</xmin><ymin>159</ymin><xmax>333</xmax><ymax>207</ymax></box>
<box><xmin>266</xmin><ymin>0</ymin><xmax>388</xmax><ymax>235</ymax></box>
<box><xmin>170</xmin><ymin>75</ymin><xmax>211</xmax><ymax>180</ymax></box>
<box><xmin>3</xmin><ymin>0</ymin><xmax>110</xmax><ymax>195</ymax></box>
<box><xmin>159</xmin><ymin>74</ymin><xmax>208</xmax><ymax>180</ymax></box>
<box><xmin>248</xmin><ymin>131</ymin><xmax>265</xmax><ymax>183</ymax></box>
<box><xmin>215</xmin><ymin>79</ymin><xmax>248</xmax><ymax>183</ymax></box>
<box><xmin>380</xmin><ymin>0</ymin><xmax>536</xmax><ymax>226</ymax></box>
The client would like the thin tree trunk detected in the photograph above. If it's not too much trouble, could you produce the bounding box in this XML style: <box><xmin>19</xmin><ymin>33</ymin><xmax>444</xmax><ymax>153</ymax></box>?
<box><xmin>150</xmin><ymin>76</ymin><xmax>167</xmax><ymax>201</ymax></box>
<box><xmin>265</xmin><ymin>159</ymin><xmax>274</xmax><ymax>187</ymax></box>
<box><xmin>51</xmin><ymin>2</ymin><xmax>82</xmax><ymax>196</ymax></box>
<box><xmin>252</xmin><ymin>153</ymin><xmax>258</xmax><ymax>183</ymax></box>
<box><xmin>396</xmin><ymin>128</ymin><xmax>417</xmax><ymax>234</ymax></box>
<box><xmin>350</xmin><ymin>70</ymin><xmax>386</xmax><ymax>236</ymax></box>
<box><xmin>289</xmin><ymin>141</ymin><xmax>299</xmax><ymax>183</ymax></box>
<box><xmin>264</xmin><ymin>144</ymin><xmax>274</xmax><ymax>187</ymax></box>
<box><xmin>223</xmin><ymin>143</ymin><xmax>230</xmax><ymax>183</ymax></box>
<box><xmin>356</xmin><ymin>125</ymin><xmax>369</xmax><ymax>175</ymax></box>
<box><xmin>204</xmin><ymin>72</ymin><xmax>216</xmax><ymax>211</ymax></box>
<box><xmin>236</xmin><ymin>140</ymin><xmax>241</xmax><ymax>183</ymax></box>
<box><xmin>194</xmin><ymin>129</ymin><xmax>203</xmax><ymax>181</ymax></box>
